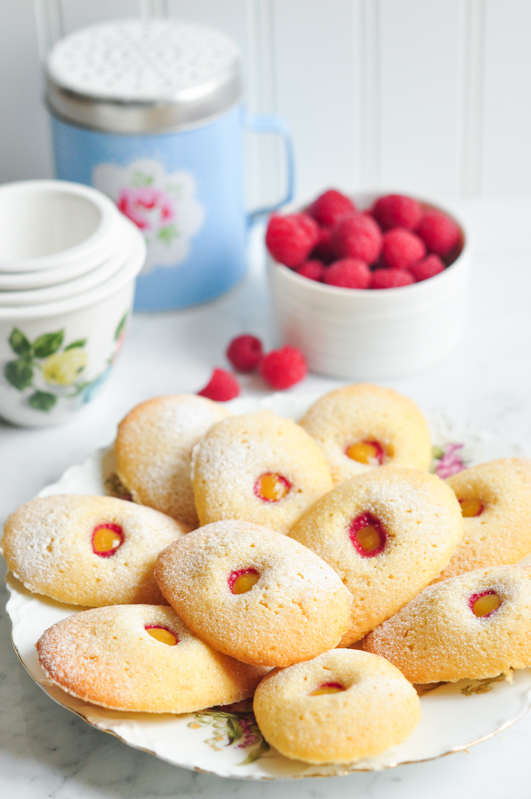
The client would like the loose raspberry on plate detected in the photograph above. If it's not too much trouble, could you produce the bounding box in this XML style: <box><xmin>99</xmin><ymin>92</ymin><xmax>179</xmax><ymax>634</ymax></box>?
<box><xmin>260</xmin><ymin>346</ymin><xmax>307</xmax><ymax>390</ymax></box>
<box><xmin>266</xmin><ymin>213</ymin><xmax>319</xmax><ymax>267</ymax></box>
<box><xmin>416</xmin><ymin>210</ymin><xmax>461</xmax><ymax>258</ymax></box>
<box><xmin>323</xmin><ymin>258</ymin><xmax>371</xmax><ymax>289</ymax></box>
<box><xmin>198</xmin><ymin>368</ymin><xmax>240</xmax><ymax>401</ymax></box>
<box><xmin>226</xmin><ymin>334</ymin><xmax>263</xmax><ymax>372</ymax></box>
<box><xmin>330</xmin><ymin>214</ymin><xmax>383</xmax><ymax>264</ymax></box>
<box><xmin>311</xmin><ymin>227</ymin><xmax>336</xmax><ymax>264</ymax></box>
<box><xmin>370</xmin><ymin>269</ymin><xmax>415</xmax><ymax>289</ymax></box>
<box><xmin>371</xmin><ymin>194</ymin><xmax>423</xmax><ymax>231</ymax></box>
<box><xmin>307</xmin><ymin>189</ymin><xmax>357</xmax><ymax>228</ymax></box>
<box><xmin>381</xmin><ymin>228</ymin><xmax>426</xmax><ymax>270</ymax></box>
<box><xmin>410</xmin><ymin>254</ymin><xmax>445</xmax><ymax>282</ymax></box>
<box><xmin>295</xmin><ymin>260</ymin><xmax>326</xmax><ymax>282</ymax></box>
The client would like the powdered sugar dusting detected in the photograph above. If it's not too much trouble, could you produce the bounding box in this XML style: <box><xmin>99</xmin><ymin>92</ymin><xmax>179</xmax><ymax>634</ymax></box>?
<box><xmin>2</xmin><ymin>495</ymin><xmax>186</xmax><ymax>606</ymax></box>
<box><xmin>365</xmin><ymin>565</ymin><xmax>531</xmax><ymax>682</ymax></box>
<box><xmin>290</xmin><ymin>468</ymin><xmax>463</xmax><ymax>644</ymax></box>
<box><xmin>155</xmin><ymin>520</ymin><xmax>352</xmax><ymax>666</ymax></box>
<box><xmin>116</xmin><ymin>395</ymin><xmax>230</xmax><ymax>528</ymax></box>
<box><xmin>191</xmin><ymin>411</ymin><xmax>333</xmax><ymax>533</ymax></box>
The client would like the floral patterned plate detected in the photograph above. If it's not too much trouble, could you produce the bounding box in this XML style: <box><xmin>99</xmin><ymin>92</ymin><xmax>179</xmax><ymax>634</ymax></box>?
<box><xmin>5</xmin><ymin>394</ymin><xmax>531</xmax><ymax>780</ymax></box>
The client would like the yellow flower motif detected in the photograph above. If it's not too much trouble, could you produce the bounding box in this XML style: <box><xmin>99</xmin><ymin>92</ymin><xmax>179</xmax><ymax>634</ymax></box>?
<box><xmin>43</xmin><ymin>349</ymin><xmax>88</xmax><ymax>386</ymax></box>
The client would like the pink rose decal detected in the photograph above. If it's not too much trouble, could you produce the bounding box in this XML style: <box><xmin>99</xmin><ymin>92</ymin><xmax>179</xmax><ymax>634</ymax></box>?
<box><xmin>434</xmin><ymin>443</ymin><xmax>466</xmax><ymax>479</ymax></box>
<box><xmin>93</xmin><ymin>159</ymin><xmax>204</xmax><ymax>274</ymax></box>
<box><xmin>117</xmin><ymin>186</ymin><xmax>175</xmax><ymax>232</ymax></box>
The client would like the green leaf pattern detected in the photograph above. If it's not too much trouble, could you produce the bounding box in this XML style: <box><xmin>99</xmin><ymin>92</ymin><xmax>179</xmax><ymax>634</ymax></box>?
<box><xmin>157</xmin><ymin>223</ymin><xmax>179</xmax><ymax>245</ymax></box>
<box><xmin>9</xmin><ymin>328</ymin><xmax>32</xmax><ymax>357</ymax></box>
<box><xmin>33</xmin><ymin>330</ymin><xmax>64</xmax><ymax>358</ymax></box>
<box><xmin>188</xmin><ymin>702</ymin><xmax>270</xmax><ymax>766</ymax></box>
<box><xmin>2</xmin><ymin>318</ymin><xmax>127</xmax><ymax>413</ymax></box>
<box><xmin>28</xmin><ymin>391</ymin><xmax>57</xmax><ymax>411</ymax></box>
<box><xmin>4</xmin><ymin>360</ymin><xmax>33</xmax><ymax>391</ymax></box>
<box><xmin>64</xmin><ymin>339</ymin><xmax>87</xmax><ymax>351</ymax></box>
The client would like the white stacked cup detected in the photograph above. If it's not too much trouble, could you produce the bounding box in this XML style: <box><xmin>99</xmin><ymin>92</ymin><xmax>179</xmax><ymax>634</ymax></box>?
<box><xmin>0</xmin><ymin>180</ymin><xmax>146</xmax><ymax>427</ymax></box>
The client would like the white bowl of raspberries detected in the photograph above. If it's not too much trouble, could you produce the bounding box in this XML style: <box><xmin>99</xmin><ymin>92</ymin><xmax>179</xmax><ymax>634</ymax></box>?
<box><xmin>266</xmin><ymin>190</ymin><xmax>469</xmax><ymax>379</ymax></box>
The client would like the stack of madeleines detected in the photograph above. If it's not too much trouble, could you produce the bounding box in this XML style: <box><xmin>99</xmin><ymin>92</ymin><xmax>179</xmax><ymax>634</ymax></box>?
<box><xmin>3</xmin><ymin>383</ymin><xmax>531</xmax><ymax>767</ymax></box>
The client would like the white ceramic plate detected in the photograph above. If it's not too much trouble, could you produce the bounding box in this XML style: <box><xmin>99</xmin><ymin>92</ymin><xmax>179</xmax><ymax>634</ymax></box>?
<box><xmin>5</xmin><ymin>393</ymin><xmax>531</xmax><ymax>780</ymax></box>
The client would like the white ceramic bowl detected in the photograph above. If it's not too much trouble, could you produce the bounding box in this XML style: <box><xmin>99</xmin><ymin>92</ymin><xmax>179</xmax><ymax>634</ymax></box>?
<box><xmin>0</xmin><ymin>216</ymin><xmax>133</xmax><ymax>306</ymax></box>
<box><xmin>0</xmin><ymin>219</ymin><xmax>145</xmax><ymax>427</ymax></box>
<box><xmin>268</xmin><ymin>192</ymin><xmax>469</xmax><ymax>379</ymax></box>
<box><xmin>0</xmin><ymin>180</ymin><xmax>120</xmax><ymax>275</ymax></box>
<box><xmin>0</xmin><ymin>234</ymin><xmax>125</xmax><ymax>290</ymax></box>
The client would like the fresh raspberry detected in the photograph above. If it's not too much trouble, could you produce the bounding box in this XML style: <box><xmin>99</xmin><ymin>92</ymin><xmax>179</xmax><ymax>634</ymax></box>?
<box><xmin>370</xmin><ymin>269</ymin><xmax>415</xmax><ymax>289</ymax></box>
<box><xmin>294</xmin><ymin>260</ymin><xmax>325</xmax><ymax>282</ymax></box>
<box><xmin>330</xmin><ymin>214</ymin><xmax>383</xmax><ymax>264</ymax></box>
<box><xmin>323</xmin><ymin>258</ymin><xmax>371</xmax><ymax>289</ymax></box>
<box><xmin>198</xmin><ymin>368</ymin><xmax>240</xmax><ymax>401</ymax></box>
<box><xmin>226</xmin><ymin>334</ymin><xmax>263</xmax><ymax>372</ymax></box>
<box><xmin>381</xmin><ymin>228</ymin><xmax>426</xmax><ymax>270</ymax></box>
<box><xmin>371</xmin><ymin>194</ymin><xmax>423</xmax><ymax>231</ymax></box>
<box><xmin>260</xmin><ymin>346</ymin><xmax>307</xmax><ymax>390</ymax></box>
<box><xmin>416</xmin><ymin>210</ymin><xmax>461</xmax><ymax>258</ymax></box>
<box><xmin>307</xmin><ymin>189</ymin><xmax>357</xmax><ymax>228</ymax></box>
<box><xmin>410</xmin><ymin>254</ymin><xmax>445</xmax><ymax>282</ymax></box>
<box><xmin>265</xmin><ymin>213</ymin><xmax>319</xmax><ymax>268</ymax></box>
<box><xmin>311</xmin><ymin>227</ymin><xmax>335</xmax><ymax>264</ymax></box>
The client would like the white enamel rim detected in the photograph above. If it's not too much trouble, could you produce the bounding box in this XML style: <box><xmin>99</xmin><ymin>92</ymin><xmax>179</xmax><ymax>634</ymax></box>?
<box><xmin>0</xmin><ymin>234</ymin><xmax>125</xmax><ymax>290</ymax></box>
<box><xmin>4</xmin><ymin>393</ymin><xmax>531</xmax><ymax>781</ymax></box>
<box><xmin>0</xmin><ymin>217</ymin><xmax>134</xmax><ymax>306</ymax></box>
<box><xmin>0</xmin><ymin>181</ymin><xmax>120</xmax><ymax>273</ymax></box>
<box><xmin>0</xmin><ymin>218</ymin><xmax>145</xmax><ymax>320</ymax></box>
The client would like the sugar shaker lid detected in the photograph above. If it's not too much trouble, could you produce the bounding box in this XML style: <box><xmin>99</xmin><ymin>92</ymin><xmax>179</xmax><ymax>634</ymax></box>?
<box><xmin>46</xmin><ymin>19</ymin><xmax>242</xmax><ymax>133</ymax></box>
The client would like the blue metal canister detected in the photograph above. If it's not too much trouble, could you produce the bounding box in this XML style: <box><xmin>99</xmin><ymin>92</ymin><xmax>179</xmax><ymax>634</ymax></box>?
<box><xmin>46</xmin><ymin>19</ymin><xmax>293</xmax><ymax>311</ymax></box>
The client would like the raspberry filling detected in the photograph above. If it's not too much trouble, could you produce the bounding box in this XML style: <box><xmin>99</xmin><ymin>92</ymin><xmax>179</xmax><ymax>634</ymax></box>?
<box><xmin>254</xmin><ymin>472</ymin><xmax>292</xmax><ymax>502</ymax></box>
<box><xmin>346</xmin><ymin>440</ymin><xmax>384</xmax><ymax>466</ymax></box>
<box><xmin>145</xmin><ymin>625</ymin><xmax>178</xmax><ymax>646</ymax></box>
<box><xmin>310</xmin><ymin>682</ymin><xmax>345</xmax><ymax>696</ymax></box>
<box><xmin>459</xmin><ymin>498</ymin><xmax>484</xmax><ymax>518</ymax></box>
<box><xmin>92</xmin><ymin>523</ymin><xmax>124</xmax><ymax>558</ymax></box>
<box><xmin>349</xmin><ymin>513</ymin><xmax>386</xmax><ymax>557</ymax></box>
<box><xmin>229</xmin><ymin>568</ymin><xmax>260</xmax><ymax>595</ymax></box>
<box><xmin>469</xmin><ymin>591</ymin><xmax>501</xmax><ymax>618</ymax></box>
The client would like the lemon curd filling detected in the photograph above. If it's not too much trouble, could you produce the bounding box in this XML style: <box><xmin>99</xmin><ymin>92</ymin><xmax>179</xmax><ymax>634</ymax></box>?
<box><xmin>229</xmin><ymin>568</ymin><xmax>260</xmax><ymax>595</ymax></box>
<box><xmin>470</xmin><ymin>591</ymin><xmax>501</xmax><ymax>618</ymax></box>
<box><xmin>459</xmin><ymin>498</ymin><xmax>484</xmax><ymax>518</ymax></box>
<box><xmin>92</xmin><ymin>523</ymin><xmax>124</xmax><ymax>557</ymax></box>
<box><xmin>345</xmin><ymin>440</ymin><xmax>384</xmax><ymax>466</ymax></box>
<box><xmin>145</xmin><ymin>626</ymin><xmax>178</xmax><ymax>646</ymax></box>
<box><xmin>310</xmin><ymin>682</ymin><xmax>345</xmax><ymax>696</ymax></box>
<box><xmin>349</xmin><ymin>513</ymin><xmax>386</xmax><ymax>557</ymax></box>
<box><xmin>254</xmin><ymin>472</ymin><xmax>291</xmax><ymax>502</ymax></box>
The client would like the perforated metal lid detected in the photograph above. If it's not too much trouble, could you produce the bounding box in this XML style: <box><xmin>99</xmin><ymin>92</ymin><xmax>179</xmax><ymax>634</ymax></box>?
<box><xmin>46</xmin><ymin>19</ymin><xmax>242</xmax><ymax>133</ymax></box>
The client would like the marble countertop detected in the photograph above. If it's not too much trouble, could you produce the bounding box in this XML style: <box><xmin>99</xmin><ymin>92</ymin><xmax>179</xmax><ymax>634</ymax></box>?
<box><xmin>2</xmin><ymin>199</ymin><xmax>531</xmax><ymax>798</ymax></box>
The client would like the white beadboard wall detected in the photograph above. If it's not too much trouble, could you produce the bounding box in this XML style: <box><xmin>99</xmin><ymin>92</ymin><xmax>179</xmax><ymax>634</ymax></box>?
<box><xmin>1</xmin><ymin>0</ymin><xmax>530</xmax><ymax>204</ymax></box>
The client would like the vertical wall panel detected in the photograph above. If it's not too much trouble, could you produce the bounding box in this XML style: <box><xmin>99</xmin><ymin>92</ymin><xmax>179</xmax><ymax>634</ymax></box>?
<box><xmin>356</xmin><ymin>0</ymin><xmax>380</xmax><ymax>190</ymax></box>
<box><xmin>482</xmin><ymin>0</ymin><xmax>531</xmax><ymax>196</ymax></box>
<box><xmin>273</xmin><ymin>0</ymin><xmax>358</xmax><ymax>202</ymax></box>
<box><xmin>61</xmin><ymin>0</ymin><xmax>142</xmax><ymax>31</ymax></box>
<box><xmin>166</xmin><ymin>0</ymin><xmax>249</xmax><ymax>57</ymax></box>
<box><xmin>0</xmin><ymin>2</ymin><xmax>53</xmax><ymax>182</ymax></box>
<box><xmin>3</xmin><ymin>0</ymin><xmax>531</xmax><ymax>199</ymax></box>
<box><xmin>378</xmin><ymin>0</ymin><xmax>463</xmax><ymax>197</ymax></box>
<box><xmin>167</xmin><ymin>1</ymin><xmax>264</xmax><ymax>207</ymax></box>
<box><xmin>458</xmin><ymin>0</ymin><xmax>485</xmax><ymax>196</ymax></box>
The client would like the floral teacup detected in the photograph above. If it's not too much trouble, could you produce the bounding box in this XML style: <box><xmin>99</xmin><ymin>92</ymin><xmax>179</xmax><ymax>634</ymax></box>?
<box><xmin>0</xmin><ymin>222</ymin><xmax>144</xmax><ymax>427</ymax></box>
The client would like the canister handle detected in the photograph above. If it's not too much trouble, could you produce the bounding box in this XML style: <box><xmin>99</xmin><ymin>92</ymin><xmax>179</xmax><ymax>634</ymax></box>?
<box><xmin>245</xmin><ymin>112</ymin><xmax>295</xmax><ymax>225</ymax></box>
